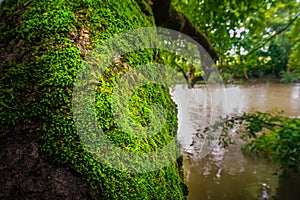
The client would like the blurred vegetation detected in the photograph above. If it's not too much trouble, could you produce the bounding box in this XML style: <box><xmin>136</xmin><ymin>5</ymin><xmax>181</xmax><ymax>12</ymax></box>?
<box><xmin>203</xmin><ymin>111</ymin><xmax>300</xmax><ymax>175</ymax></box>
<box><xmin>172</xmin><ymin>0</ymin><xmax>300</xmax><ymax>83</ymax></box>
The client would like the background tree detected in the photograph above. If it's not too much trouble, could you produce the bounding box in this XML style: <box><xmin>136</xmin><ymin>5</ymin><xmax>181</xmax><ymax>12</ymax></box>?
<box><xmin>172</xmin><ymin>0</ymin><xmax>300</xmax><ymax>82</ymax></box>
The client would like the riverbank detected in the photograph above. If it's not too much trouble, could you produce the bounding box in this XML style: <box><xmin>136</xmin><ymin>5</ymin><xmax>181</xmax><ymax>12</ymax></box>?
<box><xmin>225</xmin><ymin>77</ymin><xmax>283</xmax><ymax>85</ymax></box>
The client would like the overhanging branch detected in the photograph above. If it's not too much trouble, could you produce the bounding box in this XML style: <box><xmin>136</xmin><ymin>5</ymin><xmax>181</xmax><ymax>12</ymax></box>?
<box><xmin>247</xmin><ymin>13</ymin><xmax>300</xmax><ymax>56</ymax></box>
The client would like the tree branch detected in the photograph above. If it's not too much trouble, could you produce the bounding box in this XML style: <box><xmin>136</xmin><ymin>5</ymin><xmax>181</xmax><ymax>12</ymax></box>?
<box><xmin>150</xmin><ymin>0</ymin><xmax>218</xmax><ymax>62</ymax></box>
<box><xmin>247</xmin><ymin>13</ymin><xmax>300</xmax><ymax>56</ymax></box>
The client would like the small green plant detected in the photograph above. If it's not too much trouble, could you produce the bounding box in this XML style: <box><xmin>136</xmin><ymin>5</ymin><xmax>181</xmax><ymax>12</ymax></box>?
<box><xmin>280</xmin><ymin>70</ymin><xmax>298</xmax><ymax>83</ymax></box>
<box><xmin>202</xmin><ymin>111</ymin><xmax>300</xmax><ymax>175</ymax></box>
<box><xmin>221</xmin><ymin>72</ymin><xmax>234</xmax><ymax>84</ymax></box>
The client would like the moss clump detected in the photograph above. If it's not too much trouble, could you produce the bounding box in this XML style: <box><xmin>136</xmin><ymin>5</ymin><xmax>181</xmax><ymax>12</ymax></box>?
<box><xmin>0</xmin><ymin>0</ymin><xmax>187</xmax><ymax>199</ymax></box>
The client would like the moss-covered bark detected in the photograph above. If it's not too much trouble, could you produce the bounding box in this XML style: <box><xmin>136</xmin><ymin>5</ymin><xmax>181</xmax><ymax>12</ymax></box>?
<box><xmin>0</xmin><ymin>0</ymin><xmax>187</xmax><ymax>199</ymax></box>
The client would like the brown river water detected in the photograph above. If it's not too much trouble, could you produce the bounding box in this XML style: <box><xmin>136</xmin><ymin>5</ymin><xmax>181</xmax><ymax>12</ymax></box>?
<box><xmin>170</xmin><ymin>83</ymin><xmax>300</xmax><ymax>200</ymax></box>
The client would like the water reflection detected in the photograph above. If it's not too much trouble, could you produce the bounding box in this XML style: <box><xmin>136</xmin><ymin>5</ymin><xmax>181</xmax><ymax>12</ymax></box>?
<box><xmin>291</xmin><ymin>84</ymin><xmax>300</xmax><ymax>116</ymax></box>
<box><xmin>185</xmin><ymin>155</ymin><xmax>279</xmax><ymax>200</ymax></box>
<box><xmin>170</xmin><ymin>84</ymin><xmax>225</xmax><ymax>159</ymax></box>
<box><xmin>171</xmin><ymin>83</ymin><xmax>300</xmax><ymax>200</ymax></box>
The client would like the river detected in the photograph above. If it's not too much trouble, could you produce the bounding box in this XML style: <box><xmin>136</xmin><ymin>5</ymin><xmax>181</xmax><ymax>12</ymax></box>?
<box><xmin>170</xmin><ymin>83</ymin><xmax>300</xmax><ymax>200</ymax></box>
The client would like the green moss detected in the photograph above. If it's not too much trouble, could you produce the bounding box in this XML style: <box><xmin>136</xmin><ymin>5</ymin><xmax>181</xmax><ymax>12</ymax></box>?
<box><xmin>0</xmin><ymin>0</ymin><xmax>187</xmax><ymax>199</ymax></box>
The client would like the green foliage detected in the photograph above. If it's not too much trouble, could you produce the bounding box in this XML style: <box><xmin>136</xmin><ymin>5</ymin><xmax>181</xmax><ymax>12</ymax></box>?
<box><xmin>279</xmin><ymin>70</ymin><xmax>298</xmax><ymax>83</ymax></box>
<box><xmin>172</xmin><ymin>0</ymin><xmax>275</xmax><ymax>57</ymax></box>
<box><xmin>210</xmin><ymin>111</ymin><xmax>300</xmax><ymax>174</ymax></box>
<box><xmin>243</xmin><ymin>116</ymin><xmax>300</xmax><ymax>174</ymax></box>
<box><xmin>264</xmin><ymin>42</ymin><xmax>290</xmax><ymax>77</ymax></box>
<box><xmin>287</xmin><ymin>15</ymin><xmax>300</xmax><ymax>75</ymax></box>
<box><xmin>0</xmin><ymin>0</ymin><xmax>187</xmax><ymax>199</ymax></box>
<box><xmin>220</xmin><ymin>72</ymin><xmax>234</xmax><ymax>84</ymax></box>
<box><xmin>173</xmin><ymin>0</ymin><xmax>300</xmax><ymax>81</ymax></box>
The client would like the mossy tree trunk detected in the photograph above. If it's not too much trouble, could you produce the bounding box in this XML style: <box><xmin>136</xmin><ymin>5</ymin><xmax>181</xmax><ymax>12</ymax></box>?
<box><xmin>0</xmin><ymin>0</ymin><xmax>188</xmax><ymax>199</ymax></box>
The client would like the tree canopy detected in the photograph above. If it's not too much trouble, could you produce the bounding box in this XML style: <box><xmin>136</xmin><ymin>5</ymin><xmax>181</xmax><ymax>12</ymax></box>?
<box><xmin>172</xmin><ymin>0</ymin><xmax>300</xmax><ymax>82</ymax></box>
